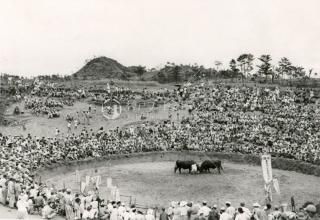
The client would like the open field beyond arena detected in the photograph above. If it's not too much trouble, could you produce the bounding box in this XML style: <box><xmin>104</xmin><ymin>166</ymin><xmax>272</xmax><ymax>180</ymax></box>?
<box><xmin>0</xmin><ymin>100</ymin><xmax>186</xmax><ymax>137</ymax></box>
<box><xmin>41</xmin><ymin>158</ymin><xmax>320</xmax><ymax>209</ymax></box>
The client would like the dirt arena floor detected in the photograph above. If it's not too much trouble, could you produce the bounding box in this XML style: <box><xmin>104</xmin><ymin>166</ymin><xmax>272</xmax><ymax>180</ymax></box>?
<box><xmin>44</xmin><ymin>160</ymin><xmax>320</xmax><ymax>209</ymax></box>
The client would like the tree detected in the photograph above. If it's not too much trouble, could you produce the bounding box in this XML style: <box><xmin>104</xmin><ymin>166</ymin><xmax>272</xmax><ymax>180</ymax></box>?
<box><xmin>229</xmin><ymin>59</ymin><xmax>238</xmax><ymax>72</ymax></box>
<box><xmin>277</xmin><ymin>57</ymin><xmax>292</xmax><ymax>79</ymax></box>
<box><xmin>308</xmin><ymin>69</ymin><xmax>313</xmax><ymax>78</ymax></box>
<box><xmin>214</xmin><ymin>60</ymin><xmax>222</xmax><ymax>71</ymax></box>
<box><xmin>237</xmin><ymin>54</ymin><xmax>254</xmax><ymax>79</ymax></box>
<box><xmin>172</xmin><ymin>65</ymin><xmax>181</xmax><ymax>83</ymax></box>
<box><xmin>135</xmin><ymin>66</ymin><xmax>146</xmax><ymax>79</ymax></box>
<box><xmin>292</xmin><ymin>66</ymin><xmax>306</xmax><ymax>79</ymax></box>
<box><xmin>257</xmin><ymin>55</ymin><xmax>273</xmax><ymax>82</ymax></box>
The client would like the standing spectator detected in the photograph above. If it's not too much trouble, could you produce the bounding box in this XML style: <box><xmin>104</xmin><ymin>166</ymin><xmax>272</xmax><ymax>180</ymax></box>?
<box><xmin>220</xmin><ymin>207</ymin><xmax>232</xmax><ymax>220</ymax></box>
<box><xmin>315</xmin><ymin>200</ymin><xmax>320</xmax><ymax>216</ymax></box>
<box><xmin>291</xmin><ymin>197</ymin><xmax>296</xmax><ymax>212</ymax></box>
<box><xmin>55</xmin><ymin>128</ymin><xmax>60</xmax><ymax>137</ymax></box>
<box><xmin>160</xmin><ymin>207</ymin><xmax>170</xmax><ymax>220</ymax></box>
<box><xmin>64</xmin><ymin>189</ymin><xmax>74</xmax><ymax>220</ymax></box>
<box><xmin>7</xmin><ymin>178</ymin><xmax>16</xmax><ymax>208</ymax></box>
<box><xmin>16</xmin><ymin>197</ymin><xmax>29</xmax><ymax>219</ymax></box>
<box><xmin>226</xmin><ymin>202</ymin><xmax>236</xmax><ymax>218</ymax></box>
<box><xmin>199</xmin><ymin>201</ymin><xmax>211</xmax><ymax>218</ymax></box>
<box><xmin>264</xmin><ymin>204</ymin><xmax>273</xmax><ymax>220</ymax></box>
<box><xmin>252</xmin><ymin>203</ymin><xmax>264</xmax><ymax>220</ymax></box>
<box><xmin>240</xmin><ymin>202</ymin><xmax>252</xmax><ymax>218</ymax></box>
<box><xmin>74</xmin><ymin>119</ymin><xmax>78</xmax><ymax>130</ymax></box>
<box><xmin>146</xmin><ymin>209</ymin><xmax>155</xmax><ymax>220</ymax></box>
<box><xmin>67</xmin><ymin>122</ymin><xmax>72</xmax><ymax>134</ymax></box>
<box><xmin>235</xmin><ymin>208</ymin><xmax>250</xmax><ymax>220</ymax></box>
<box><xmin>208</xmin><ymin>205</ymin><xmax>220</xmax><ymax>220</ymax></box>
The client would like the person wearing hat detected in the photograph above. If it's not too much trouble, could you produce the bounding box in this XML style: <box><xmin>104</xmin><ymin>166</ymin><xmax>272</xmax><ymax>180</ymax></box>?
<box><xmin>240</xmin><ymin>202</ymin><xmax>252</xmax><ymax>218</ymax></box>
<box><xmin>118</xmin><ymin>202</ymin><xmax>126</xmax><ymax>217</ymax></box>
<box><xmin>226</xmin><ymin>202</ymin><xmax>236</xmax><ymax>218</ymax></box>
<box><xmin>252</xmin><ymin>203</ymin><xmax>263</xmax><ymax>220</ymax></box>
<box><xmin>110</xmin><ymin>203</ymin><xmax>119</xmax><ymax>220</ymax></box>
<box><xmin>220</xmin><ymin>207</ymin><xmax>233</xmax><ymax>220</ymax></box>
<box><xmin>64</xmin><ymin>189</ymin><xmax>74</xmax><ymax>220</ymax></box>
<box><xmin>305</xmin><ymin>204</ymin><xmax>319</xmax><ymax>220</ymax></box>
<box><xmin>208</xmin><ymin>205</ymin><xmax>220</xmax><ymax>220</ymax></box>
<box><xmin>129</xmin><ymin>207</ymin><xmax>137</xmax><ymax>220</ymax></box>
<box><xmin>235</xmin><ymin>207</ymin><xmax>250</xmax><ymax>220</ymax></box>
<box><xmin>74</xmin><ymin>197</ymin><xmax>82</xmax><ymax>220</ymax></box>
<box><xmin>198</xmin><ymin>201</ymin><xmax>211</xmax><ymax>218</ymax></box>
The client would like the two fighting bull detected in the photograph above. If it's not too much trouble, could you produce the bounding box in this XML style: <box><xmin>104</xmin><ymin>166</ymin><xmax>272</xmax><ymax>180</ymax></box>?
<box><xmin>174</xmin><ymin>160</ymin><xmax>223</xmax><ymax>174</ymax></box>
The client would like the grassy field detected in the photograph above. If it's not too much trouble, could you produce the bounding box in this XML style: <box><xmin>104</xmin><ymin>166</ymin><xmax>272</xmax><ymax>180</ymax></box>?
<box><xmin>0</xmin><ymin>98</ymin><xmax>187</xmax><ymax>137</ymax></box>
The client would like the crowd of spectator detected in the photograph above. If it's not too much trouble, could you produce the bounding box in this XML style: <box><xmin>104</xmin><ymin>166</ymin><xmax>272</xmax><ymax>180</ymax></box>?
<box><xmin>1</xmin><ymin>82</ymin><xmax>320</xmax><ymax>219</ymax></box>
<box><xmin>24</xmin><ymin>97</ymin><xmax>62</xmax><ymax>118</ymax></box>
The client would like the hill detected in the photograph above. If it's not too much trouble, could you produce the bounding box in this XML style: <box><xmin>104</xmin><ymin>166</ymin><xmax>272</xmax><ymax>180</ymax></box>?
<box><xmin>73</xmin><ymin>57</ymin><xmax>134</xmax><ymax>80</ymax></box>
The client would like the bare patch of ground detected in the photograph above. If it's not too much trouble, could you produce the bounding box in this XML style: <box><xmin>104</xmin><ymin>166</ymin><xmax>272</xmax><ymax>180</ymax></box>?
<box><xmin>45</xmin><ymin>161</ymin><xmax>320</xmax><ymax>209</ymax></box>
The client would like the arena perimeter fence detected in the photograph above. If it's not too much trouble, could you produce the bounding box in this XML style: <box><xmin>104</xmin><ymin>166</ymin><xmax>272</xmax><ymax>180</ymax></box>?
<box><xmin>36</xmin><ymin>151</ymin><xmax>320</xmax><ymax>178</ymax></box>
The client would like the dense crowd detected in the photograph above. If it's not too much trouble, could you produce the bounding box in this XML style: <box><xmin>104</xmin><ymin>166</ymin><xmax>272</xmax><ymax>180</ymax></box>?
<box><xmin>180</xmin><ymin>84</ymin><xmax>320</xmax><ymax>164</ymax></box>
<box><xmin>1</xmin><ymin>83</ymin><xmax>320</xmax><ymax>219</ymax></box>
<box><xmin>24</xmin><ymin>97</ymin><xmax>62</xmax><ymax>118</ymax></box>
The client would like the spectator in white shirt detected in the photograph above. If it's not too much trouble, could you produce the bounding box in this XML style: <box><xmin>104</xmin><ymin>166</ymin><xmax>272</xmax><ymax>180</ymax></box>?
<box><xmin>240</xmin><ymin>202</ymin><xmax>252</xmax><ymax>218</ymax></box>
<box><xmin>220</xmin><ymin>207</ymin><xmax>233</xmax><ymax>220</ymax></box>
<box><xmin>226</xmin><ymin>202</ymin><xmax>236</xmax><ymax>218</ymax></box>
<box><xmin>235</xmin><ymin>208</ymin><xmax>250</xmax><ymax>220</ymax></box>
<box><xmin>198</xmin><ymin>201</ymin><xmax>211</xmax><ymax>217</ymax></box>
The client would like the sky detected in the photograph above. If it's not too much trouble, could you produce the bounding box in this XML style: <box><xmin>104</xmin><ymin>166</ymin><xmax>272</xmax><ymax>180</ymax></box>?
<box><xmin>0</xmin><ymin>0</ymin><xmax>320</xmax><ymax>77</ymax></box>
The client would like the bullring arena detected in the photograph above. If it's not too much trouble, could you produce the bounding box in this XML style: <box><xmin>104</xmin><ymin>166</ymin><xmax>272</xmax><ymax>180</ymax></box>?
<box><xmin>40</xmin><ymin>152</ymin><xmax>320</xmax><ymax>208</ymax></box>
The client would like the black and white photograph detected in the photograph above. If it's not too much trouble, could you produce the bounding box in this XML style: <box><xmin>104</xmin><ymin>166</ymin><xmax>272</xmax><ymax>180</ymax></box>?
<box><xmin>0</xmin><ymin>0</ymin><xmax>320</xmax><ymax>219</ymax></box>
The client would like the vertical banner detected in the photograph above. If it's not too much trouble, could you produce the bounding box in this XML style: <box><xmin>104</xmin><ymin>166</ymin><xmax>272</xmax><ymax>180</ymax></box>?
<box><xmin>273</xmin><ymin>178</ymin><xmax>281</xmax><ymax>195</ymax></box>
<box><xmin>261</xmin><ymin>154</ymin><xmax>272</xmax><ymax>183</ymax></box>
<box><xmin>81</xmin><ymin>182</ymin><xmax>86</xmax><ymax>193</ymax></box>
<box><xmin>261</xmin><ymin>154</ymin><xmax>273</xmax><ymax>202</ymax></box>
<box><xmin>115</xmin><ymin>187</ymin><xmax>120</xmax><ymax>202</ymax></box>
<box><xmin>86</xmin><ymin>176</ymin><xmax>90</xmax><ymax>185</ymax></box>
<box><xmin>107</xmin><ymin>178</ymin><xmax>112</xmax><ymax>188</ymax></box>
